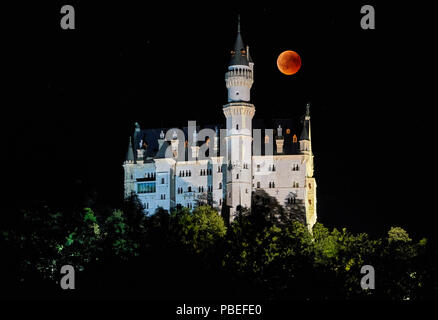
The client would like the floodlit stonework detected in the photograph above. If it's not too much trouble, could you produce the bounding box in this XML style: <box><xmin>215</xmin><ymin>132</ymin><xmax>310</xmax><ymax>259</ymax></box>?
<box><xmin>123</xmin><ymin>18</ymin><xmax>317</xmax><ymax>229</ymax></box>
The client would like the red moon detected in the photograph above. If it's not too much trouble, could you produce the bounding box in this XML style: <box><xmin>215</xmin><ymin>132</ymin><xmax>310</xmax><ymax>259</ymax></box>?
<box><xmin>277</xmin><ymin>50</ymin><xmax>301</xmax><ymax>75</ymax></box>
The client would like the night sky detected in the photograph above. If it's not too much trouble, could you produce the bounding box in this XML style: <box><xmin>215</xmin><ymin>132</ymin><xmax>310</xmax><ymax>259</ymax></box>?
<box><xmin>3</xmin><ymin>2</ymin><xmax>436</xmax><ymax>240</ymax></box>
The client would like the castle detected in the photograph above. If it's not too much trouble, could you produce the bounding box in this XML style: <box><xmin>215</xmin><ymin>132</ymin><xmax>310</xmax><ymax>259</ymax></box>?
<box><xmin>123</xmin><ymin>18</ymin><xmax>317</xmax><ymax>228</ymax></box>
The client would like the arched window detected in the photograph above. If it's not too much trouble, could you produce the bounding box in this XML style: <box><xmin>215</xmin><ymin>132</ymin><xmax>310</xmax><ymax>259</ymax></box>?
<box><xmin>269</xmin><ymin>182</ymin><xmax>272</xmax><ymax>188</ymax></box>
<box><xmin>182</xmin><ymin>171</ymin><xmax>185</xmax><ymax>177</ymax></box>
<box><xmin>309</xmin><ymin>183</ymin><xmax>311</xmax><ymax>189</ymax></box>
<box><xmin>236</xmin><ymin>124</ymin><xmax>239</xmax><ymax>130</ymax></box>
<box><xmin>236</xmin><ymin>174</ymin><xmax>239</xmax><ymax>180</ymax></box>
<box><xmin>257</xmin><ymin>181</ymin><xmax>260</xmax><ymax>188</ymax></box>
<box><xmin>188</xmin><ymin>186</ymin><xmax>191</xmax><ymax>192</ymax></box>
<box><xmin>219</xmin><ymin>182</ymin><xmax>222</xmax><ymax>189</ymax></box>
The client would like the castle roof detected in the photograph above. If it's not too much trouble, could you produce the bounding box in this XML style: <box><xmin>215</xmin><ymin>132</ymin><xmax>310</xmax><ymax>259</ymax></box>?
<box><xmin>128</xmin><ymin>117</ymin><xmax>305</xmax><ymax>162</ymax></box>
<box><xmin>229</xmin><ymin>15</ymin><xmax>249</xmax><ymax>66</ymax></box>
<box><xmin>125</xmin><ymin>137</ymin><xmax>135</xmax><ymax>162</ymax></box>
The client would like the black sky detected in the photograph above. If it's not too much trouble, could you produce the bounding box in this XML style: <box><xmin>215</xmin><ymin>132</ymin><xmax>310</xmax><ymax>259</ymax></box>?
<box><xmin>3</xmin><ymin>2</ymin><xmax>436</xmax><ymax>240</ymax></box>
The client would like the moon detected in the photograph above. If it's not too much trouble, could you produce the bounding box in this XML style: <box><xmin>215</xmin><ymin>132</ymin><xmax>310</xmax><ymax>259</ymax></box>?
<box><xmin>277</xmin><ymin>50</ymin><xmax>301</xmax><ymax>75</ymax></box>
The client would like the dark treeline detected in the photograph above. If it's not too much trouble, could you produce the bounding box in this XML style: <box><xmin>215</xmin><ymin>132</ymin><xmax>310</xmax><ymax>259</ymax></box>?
<box><xmin>1</xmin><ymin>193</ymin><xmax>437</xmax><ymax>300</ymax></box>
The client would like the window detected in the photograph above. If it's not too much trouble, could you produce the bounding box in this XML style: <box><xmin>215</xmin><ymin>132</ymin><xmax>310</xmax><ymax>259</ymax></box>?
<box><xmin>236</xmin><ymin>124</ymin><xmax>239</xmax><ymax>130</ymax></box>
<box><xmin>257</xmin><ymin>164</ymin><xmax>260</xmax><ymax>172</ymax></box>
<box><xmin>246</xmin><ymin>189</ymin><xmax>248</xmax><ymax>194</ymax></box>
<box><xmin>137</xmin><ymin>182</ymin><xmax>156</xmax><ymax>194</ymax></box>
<box><xmin>257</xmin><ymin>181</ymin><xmax>260</xmax><ymax>188</ymax></box>
<box><xmin>219</xmin><ymin>199</ymin><xmax>222</xmax><ymax>205</ymax></box>
<box><xmin>161</xmin><ymin>178</ymin><xmax>165</xmax><ymax>184</ymax></box>
<box><xmin>188</xmin><ymin>186</ymin><xmax>192</xmax><ymax>192</ymax></box>
<box><xmin>308</xmin><ymin>183</ymin><xmax>311</xmax><ymax>189</ymax></box>
<box><xmin>308</xmin><ymin>199</ymin><xmax>312</xmax><ymax>205</ymax></box>
<box><xmin>219</xmin><ymin>182</ymin><xmax>222</xmax><ymax>189</ymax></box>
<box><xmin>160</xmin><ymin>194</ymin><xmax>166</xmax><ymax>200</ymax></box>
<box><xmin>236</xmin><ymin>174</ymin><xmax>239</xmax><ymax>180</ymax></box>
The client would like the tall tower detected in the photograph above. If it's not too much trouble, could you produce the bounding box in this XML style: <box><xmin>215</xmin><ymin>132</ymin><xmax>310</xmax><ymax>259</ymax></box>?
<box><xmin>299</xmin><ymin>103</ymin><xmax>317</xmax><ymax>228</ymax></box>
<box><xmin>123</xmin><ymin>137</ymin><xmax>136</xmax><ymax>197</ymax></box>
<box><xmin>223</xmin><ymin>15</ymin><xmax>255</xmax><ymax>219</ymax></box>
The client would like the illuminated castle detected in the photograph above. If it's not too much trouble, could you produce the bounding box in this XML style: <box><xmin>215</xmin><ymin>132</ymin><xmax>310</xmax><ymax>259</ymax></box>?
<box><xmin>123</xmin><ymin>17</ymin><xmax>317</xmax><ymax>228</ymax></box>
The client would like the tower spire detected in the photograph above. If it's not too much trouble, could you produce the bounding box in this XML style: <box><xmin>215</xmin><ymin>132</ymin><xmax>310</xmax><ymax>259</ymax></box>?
<box><xmin>229</xmin><ymin>14</ymin><xmax>248</xmax><ymax>66</ymax></box>
<box><xmin>125</xmin><ymin>136</ymin><xmax>135</xmax><ymax>163</ymax></box>
<box><xmin>300</xmin><ymin>103</ymin><xmax>312</xmax><ymax>154</ymax></box>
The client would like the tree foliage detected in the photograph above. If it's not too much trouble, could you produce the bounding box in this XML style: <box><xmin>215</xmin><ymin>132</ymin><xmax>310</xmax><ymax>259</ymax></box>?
<box><xmin>1</xmin><ymin>195</ymin><xmax>437</xmax><ymax>300</ymax></box>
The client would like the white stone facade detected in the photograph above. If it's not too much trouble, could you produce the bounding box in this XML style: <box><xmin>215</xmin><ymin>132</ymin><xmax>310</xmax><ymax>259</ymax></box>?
<box><xmin>123</xmin><ymin>23</ymin><xmax>317</xmax><ymax>228</ymax></box>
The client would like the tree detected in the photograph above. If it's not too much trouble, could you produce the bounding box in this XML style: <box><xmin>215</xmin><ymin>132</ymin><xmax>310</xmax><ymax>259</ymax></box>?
<box><xmin>172</xmin><ymin>205</ymin><xmax>226</xmax><ymax>255</ymax></box>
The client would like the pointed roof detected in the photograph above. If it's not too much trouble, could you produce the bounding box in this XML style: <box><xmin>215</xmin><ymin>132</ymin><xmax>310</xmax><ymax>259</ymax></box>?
<box><xmin>229</xmin><ymin>15</ymin><xmax>249</xmax><ymax>66</ymax></box>
<box><xmin>300</xmin><ymin>121</ymin><xmax>310</xmax><ymax>140</ymax></box>
<box><xmin>300</xmin><ymin>103</ymin><xmax>311</xmax><ymax>141</ymax></box>
<box><xmin>125</xmin><ymin>137</ymin><xmax>135</xmax><ymax>162</ymax></box>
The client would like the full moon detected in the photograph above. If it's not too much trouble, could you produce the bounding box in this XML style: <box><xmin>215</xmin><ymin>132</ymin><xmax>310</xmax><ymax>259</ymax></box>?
<box><xmin>277</xmin><ymin>50</ymin><xmax>301</xmax><ymax>75</ymax></box>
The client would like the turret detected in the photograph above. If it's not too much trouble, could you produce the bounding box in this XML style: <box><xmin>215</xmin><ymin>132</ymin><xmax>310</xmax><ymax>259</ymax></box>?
<box><xmin>276</xmin><ymin>125</ymin><xmax>284</xmax><ymax>154</ymax></box>
<box><xmin>299</xmin><ymin>103</ymin><xmax>312</xmax><ymax>155</ymax></box>
<box><xmin>223</xmin><ymin>15</ymin><xmax>255</xmax><ymax>220</ymax></box>
<box><xmin>225</xmin><ymin>15</ymin><xmax>254</xmax><ymax>102</ymax></box>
